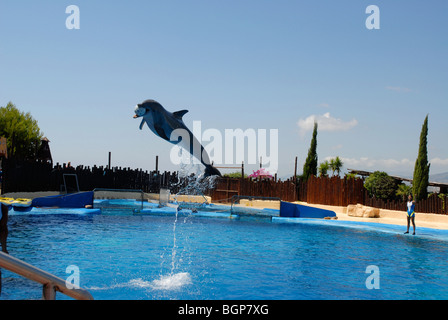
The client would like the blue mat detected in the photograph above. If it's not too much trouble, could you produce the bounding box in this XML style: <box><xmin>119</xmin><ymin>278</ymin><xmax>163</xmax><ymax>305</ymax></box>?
<box><xmin>280</xmin><ymin>201</ymin><xmax>336</xmax><ymax>219</ymax></box>
<box><xmin>32</xmin><ymin>191</ymin><xmax>94</xmax><ymax>208</ymax></box>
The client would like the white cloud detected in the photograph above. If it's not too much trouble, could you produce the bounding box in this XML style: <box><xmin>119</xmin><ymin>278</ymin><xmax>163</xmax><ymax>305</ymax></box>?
<box><xmin>431</xmin><ymin>157</ymin><xmax>448</xmax><ymax>166</ymax></box>
<box><xmin>297</xmin><ymin>112</ymin><xmax>358</xmax><ymax>136</ymax></box>
<box><xmin>340</xmin><ymin>157</ymin><xmax>448</xmax><ymax>175</ymax></box>
<box><xmin>342</xmin><ymin>157</ymin><xmax>414</xmax><ymax>170</ymax></box>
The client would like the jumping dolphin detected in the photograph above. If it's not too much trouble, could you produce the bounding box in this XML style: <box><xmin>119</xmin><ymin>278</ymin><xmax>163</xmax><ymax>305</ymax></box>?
<box><xmin>133</xmin><ymin>99</ymin><xmax>222</xmax><ymax>177</ymax></box>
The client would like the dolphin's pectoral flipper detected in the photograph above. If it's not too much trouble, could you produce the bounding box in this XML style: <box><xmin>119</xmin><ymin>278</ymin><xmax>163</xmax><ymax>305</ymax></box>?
<box><xmin>154</xmin><ymin>124</ymin><xmax>170</xmax><ymax>141</ymax></box>
<box><xmin>139</xmin><ymin>119</ymin><xmax>146</xmax><ymax>130</ymax></box>
<box><xmin>173</xmin><ymin>110</ymin><xmax>189</xmax><ymax>120</ymax></box>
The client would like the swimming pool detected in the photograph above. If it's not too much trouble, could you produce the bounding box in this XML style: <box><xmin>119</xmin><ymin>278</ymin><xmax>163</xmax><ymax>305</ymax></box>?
<box><xmin>2</xmin><ymin>201</ymin><xmax>448</xmax><ymax>300</ymax></box>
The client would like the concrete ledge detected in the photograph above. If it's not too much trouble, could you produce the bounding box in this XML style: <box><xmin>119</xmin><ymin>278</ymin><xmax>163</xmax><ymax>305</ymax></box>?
<box><xmin>143</xmin><ymin>193</ymin><xmax>211</xmax><ymax>203</ymax></box>
<box><xmin>239</xmin><ymin>199</ymin><xmax>280</xmax><ymax>209</ymax></box>
<box><xmin>2</xmin><ymin>191</ymin><xmax>61</xmax><ymax>199</ymax></box>
<box><xmin>170</xmin><ymin>194</ymin><xmax>211</xmax><ymax>203</ymax></box>
<box><xmin>293</xmin><ymin>201</ymin><xmax>448</xmax><ymax>230</ymax></box>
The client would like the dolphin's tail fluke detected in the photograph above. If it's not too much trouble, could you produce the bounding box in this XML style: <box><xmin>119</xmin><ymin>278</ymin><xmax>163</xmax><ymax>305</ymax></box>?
<box><xmin>204</xmin><ymin>165</ymin><xmax>222</xmax><ymax>178</ymax></box>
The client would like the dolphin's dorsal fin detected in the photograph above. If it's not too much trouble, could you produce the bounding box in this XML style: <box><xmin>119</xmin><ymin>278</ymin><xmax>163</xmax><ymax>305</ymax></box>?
<box><xmin>139</xmin><ymin>118</ymin><xmax>146</xmax><ymax>130</ymax></box>
<box><xmin>173</xmin><ymin>110</ymin><xmax>189</xmax><ymax>120</ymax></box>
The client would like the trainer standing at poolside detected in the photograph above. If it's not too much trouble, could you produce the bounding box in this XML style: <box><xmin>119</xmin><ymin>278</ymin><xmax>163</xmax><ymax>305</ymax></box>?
<box><xmin>405</xmin><ymin>194</ymin><xmax>416</xmax><ymax>235</ymax></box>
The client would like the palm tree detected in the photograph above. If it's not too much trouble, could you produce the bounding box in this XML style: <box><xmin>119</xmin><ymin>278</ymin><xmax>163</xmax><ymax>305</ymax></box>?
<box><xmin>329</xmin><ymin>156</ymin><xmax>344</xmax><ymax>177</ymax></box>
<box><xmin>396</xmin><ymin>183</ymin><xmax>412</xmax><ymax>201</ymax></box>
<box><xmin>333</xmin><ymin>156</ymin><xmax>343</xmax><ymax>176</ymax></box>
<box><xmin>318</xmin><ymin>161</ymin><xmax>330</xmax><ymax>177</ymax></box>
<box><xmin>329</xmin><ymin>158</ymin><xmax>336</xmax><ymax>176</ymax></box>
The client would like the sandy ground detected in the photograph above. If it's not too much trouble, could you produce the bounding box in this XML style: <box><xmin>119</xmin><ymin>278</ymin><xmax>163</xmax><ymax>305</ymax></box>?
<box><xmin>224</xmin><ymin>198</ymin><xmax>448</xmax><ymax>231</ymax></box>
<box><xmin>293</xmin><ymin>201</ymin><xmax>448</xmax><ymax>231</ymax></box>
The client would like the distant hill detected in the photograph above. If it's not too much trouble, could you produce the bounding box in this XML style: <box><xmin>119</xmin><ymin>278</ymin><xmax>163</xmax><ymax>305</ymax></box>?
<box><xmin>430</xmin><ymin>172</ymin><xmax>448</xmax><ymax>183</ymax></box>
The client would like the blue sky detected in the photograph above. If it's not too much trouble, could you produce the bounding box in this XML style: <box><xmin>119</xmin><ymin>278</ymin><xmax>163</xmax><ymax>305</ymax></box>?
<box><xmin>1</xmin><ymin>0</ymin><xmax>447</xmax><ymax>178</ymax></box>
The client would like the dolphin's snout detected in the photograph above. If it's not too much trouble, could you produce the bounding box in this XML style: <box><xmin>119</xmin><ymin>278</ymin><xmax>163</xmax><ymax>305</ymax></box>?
<box><xmin>134</xmin><ymin>105</ymin><xmax>146</xmax><ymax>118</ymax></box>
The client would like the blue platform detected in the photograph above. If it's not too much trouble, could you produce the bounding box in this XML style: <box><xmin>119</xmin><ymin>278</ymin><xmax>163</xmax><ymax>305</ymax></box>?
<box><xmin>32</xmin><ymin>191</ymin><xmax>94</xmax><ymax>208</ymax></box>
<box><xmin>280</xmin><ymin>201</ymin><xmax>336</xmax><ymax>219</ymax></box>
<box><xmin>9</xmin><ymin>207</ymin><xmax>101</xmax><ymax>216</ymax></box>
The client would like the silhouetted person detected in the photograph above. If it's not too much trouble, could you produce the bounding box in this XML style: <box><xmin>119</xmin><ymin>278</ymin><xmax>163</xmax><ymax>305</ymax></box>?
<box><xmin>1</xmin><ymin>203</ymin><xmax>8</xmax><ymax>253</ymax></box>
<box><xmin>0</xmin><ymin>203</ymin><xmax>8</xmax><ymax>295</ymax></box>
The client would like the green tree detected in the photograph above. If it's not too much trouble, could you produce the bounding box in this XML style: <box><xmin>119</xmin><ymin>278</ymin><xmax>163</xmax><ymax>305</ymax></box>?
<box><xmin>302</xmin><ymin>122</ymin><xmax>318</xmax><ymax>181</ymax></box>
<box><xmin>364</xmin><ymin>171</ymin><xmax>399</xmax><ymax>200</ymax></box>
<box><xmin>318</xmin><ymin>160</ymin><xmax>329</xmax><ymax>177</ymax></box>
<box><xmin>0</xmin><ymin>102</ymin><xmax>43</xmax><ymax>160</ymax></box>
<box><xmin>439</xmin><ymin>193</ymin><xmax>446</xmax><ymax>211</ymax></box>
<box><xmin>412</xmin><ymin>115</ymin><xmax>430</xmax><ymax>201</ymax></box>
<box><xmin>223</xmin><ymin>171</ymin><xmax>247</xmax><ymax>178</ymax></box>
<box><xmin>396</xmin><ymin>183</ymin><xmax>412</xmax><ymax>201</ymax></box>
<box><xmin>329</xmin><ymin>156</ymin><xmax>344</xmax><ymax>177</ymax></box>
<box><xmin>345</xmin><ymin>173</ymin><xmax>357</xmax><ymax>179</ymax></box>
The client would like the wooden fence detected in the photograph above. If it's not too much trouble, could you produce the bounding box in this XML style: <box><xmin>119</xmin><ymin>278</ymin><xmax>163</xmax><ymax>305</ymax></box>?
<box><xmin>209</xmin><ymin>177</ymin><xmax>297</xmax><ymax>202</ymax></box>
<box><xmin>2</xmin><ymin>158</ymin><xmax>447</xmax><ymax>215</ymax></box>
<box><xmin>364</xmin><ymin>193</ymin><xmax>447</xmax><ymax>215</ymax></box>
<box><xmin>299</xmin><ymin>175</ymin><xmax>365</xmax><ymax>207</ymax></box>
<box><xmin>1</xmin><ymin>159</ymin><xmax>179</xmax><ymax>194</ymax></box>
<box><xmin>299</xmin><ymin>175</ymin><xmax>447</xmax><ymax>215</ymax></box>
<box><xmin>208</xmin><ymin>175</ymin><xmax>447</xmax><ymax>215</ymax></box>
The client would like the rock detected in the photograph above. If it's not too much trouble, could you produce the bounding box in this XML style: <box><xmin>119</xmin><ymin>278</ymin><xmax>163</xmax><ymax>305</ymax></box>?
<box><xmin>347</xmin><ymin>204</ymin><xmax>358</xmax><ymax>216</ymax></box>
<box><xmin>347</xmin><ymin>204</ymin><xmax>364</xmax><ymax>217</ymax></box>
<box><xmin>363</xmin><ymin>206</ymin><xmax>380</xmax><ymax>218</ymax></box>
<box><xmin>347</xmin><ymin>204</ymin><xmax>379</xmax><ymax>218</ymax></box>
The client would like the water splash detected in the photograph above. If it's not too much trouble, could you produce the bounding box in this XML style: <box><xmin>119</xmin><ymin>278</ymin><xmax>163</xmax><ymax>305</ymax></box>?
<box><xmin>88</xmin><ymin>273</ymin><xmax>192</xmax><ymax>292</ymax></box>
<box><xmin>173</xmin><ymin>162</ymin><xmax>220</xmax><ymax>201</ymax></box>
<box><xmin>171</xmin><ymin>203</ymin><xmax>180</xmax><ymax>274</ymax></box>
<box><xmin>152</xmin><ymin>199</ymin><xmax>193</xmax><ymax>291</ymax></box>
<box><xmin>152</xmin><ymin>160</ymin><xmax>218</xmax><ymax>292</ymax></box>
<box><xmin>150</xmin><ymin>272</ymin><xmax>192</xmax><ymax>290</ymax></box>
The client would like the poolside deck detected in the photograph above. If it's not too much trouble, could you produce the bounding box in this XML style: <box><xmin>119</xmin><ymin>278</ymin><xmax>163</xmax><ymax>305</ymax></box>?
<box><xmin>290</xmin><ymin>201</ymin><xmax>448</xmax><ymax>231</ymax></box>
<box><xmin>4</xmin><ymin>190</ymin><xmax>448</xmax><ymax>231</ymax></box>
<box><xmin>210</xmin><ymin>197</ymin><xmax>448</xmax><ymax>231</ymax></box>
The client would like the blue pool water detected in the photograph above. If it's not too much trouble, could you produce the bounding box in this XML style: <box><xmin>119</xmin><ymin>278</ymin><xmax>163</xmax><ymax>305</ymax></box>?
<box><xmin>2</xmin><ymin>201</ymin><xmax>448</xmax><ymax>300</ymax></box>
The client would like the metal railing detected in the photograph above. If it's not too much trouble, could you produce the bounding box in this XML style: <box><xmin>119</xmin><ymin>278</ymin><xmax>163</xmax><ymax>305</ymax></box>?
<box><xmin>0</xmin><ymin>251</ymin><xmax>93</xmax><ymax>300</ymax></box>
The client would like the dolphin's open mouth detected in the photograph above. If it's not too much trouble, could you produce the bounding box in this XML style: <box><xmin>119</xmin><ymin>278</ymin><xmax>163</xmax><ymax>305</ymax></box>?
<box><xmin>134</xmin><ymin>105</ymin><xmax>146</xmax><ymax>118</ymax></box>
